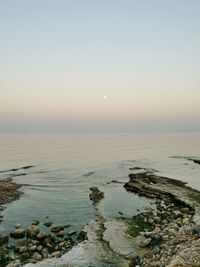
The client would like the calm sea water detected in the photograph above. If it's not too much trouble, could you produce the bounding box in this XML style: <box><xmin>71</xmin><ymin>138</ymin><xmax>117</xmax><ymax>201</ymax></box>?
<box><xmin>0</xmin><ymin>133</ymin><xmax>200</xmax><ymax>234</ymax></box>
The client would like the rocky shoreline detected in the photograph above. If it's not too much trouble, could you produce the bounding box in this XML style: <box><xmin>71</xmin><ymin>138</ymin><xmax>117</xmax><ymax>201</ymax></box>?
<box><xmin>123</xmin><ymin>171</ymin><xmax>200</xmax><ymax>266</ymax></box>
<box><xmin>0</xmin><ymin>178</ymin><xmax>23</xmax><ymax>224</ymax></box>
<box><xmin>1</xmin><ymin>166</ymin><xmax>200</xmax><ymax>267</ymax></box>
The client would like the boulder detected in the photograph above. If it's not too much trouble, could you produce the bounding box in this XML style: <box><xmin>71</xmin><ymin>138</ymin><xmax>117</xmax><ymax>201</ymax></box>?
<box><xmin>10</xmin><ymin>228</ymin><xmax>25</xmax><ymax>239</ymax></box>
<box><xmin>37</xmin><ymin>231</ymin><xmax>47</xmax><ymax>240</ymax></box>
<box><xmin>26</xmin><ymin>225</ymin><xmax>40</xmax><ymax>238</ymax></box>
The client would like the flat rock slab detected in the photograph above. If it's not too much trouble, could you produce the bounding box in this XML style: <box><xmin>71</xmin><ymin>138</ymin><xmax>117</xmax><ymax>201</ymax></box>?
<box><xmin>103</xmin><ymin>219</ymin><xmax>140</xmax><ymax>258</ymax></box>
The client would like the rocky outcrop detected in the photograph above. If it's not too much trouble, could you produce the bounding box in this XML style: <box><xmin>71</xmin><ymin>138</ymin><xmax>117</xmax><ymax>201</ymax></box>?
<box><xmin>123</xmin><ymin>170</ymin><xmax>200</xmax><ymax>267</ymax></box>
<box><xmin>89</xmin><ymin>187</ymin><xmax>104</xmax><ymax>204</ymax></box>
<box><xmin>0</xmin><ymin>178</ymin><xmax>22</xmax><ymax>224</ymax></box>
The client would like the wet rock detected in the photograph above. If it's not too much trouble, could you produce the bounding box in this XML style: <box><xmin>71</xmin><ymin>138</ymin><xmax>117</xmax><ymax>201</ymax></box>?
<box><xmin>0</xmin><ymin>234</ymin><xmax>9</xmax><ymax>246</ymax></box>
<box><xmin>6</xmin><ymin>259</ymin><xmax>21</xmax><ymax>267</ymax></box>
<box><xmin>51</xmin><ymin>251</ymin><xmax>61</xmax><ymax>258</ymax></box>
<box><xmin>28</xmin><ymin>245</ymin><xmax>37</xmax><ymax>252</ymax></box>
<box><xmin>41</xmin><ymin>248</ymin><xmax>49</xmax><ymax>258</ymax></box>
<box><xmin>10</xmin><ymin>228</ymin><xmax>25</xmax><ymax>239</ymax></box>
<box><xmin>32</xmin><ymin>252</ymin><xmax>42</xmax><ymax>261</ymax></box>
<box><xmin>32</xmin><ymin>220</ymin><xmax>40</xmax><ymax>226</ymax></box>
<box><xmin>57</xmin><ymin>231</ymin><xmax>64</xmax><ymax>237</ymax></box>
<box><xmin>37</xmin><ymin>231</ymin><xmax>47</xmax><ymax>240</ymax></box>
<box><xmin>0</xmin><ymin>248</ymin><xmax>9</xmax><ymax>266</ymax></box>
<box><xmin>15</xmin><ymin>224</ymin><xmax>21</xmax><ymax>229</ymax></box>
<box><xmin>51</xmin><ymin>226</ymin><xmax>65</xmax><ymax>233</ymax></box>
<box><xmin>193</xmin><ymin>225</ymin><xmax>200</xmax><ymax>237</ymax></box>
<box><xmin>89</xmin><ymin>187</ymin><xmax>104</xmax><ymax>204</ymax></box>
<box><xmin>36</xmin><ymin>245</ymin><xmax>43</xmax><ymax>252</ymax></box>
<box><xmin>77</xmin><ymin>230</ymin><xmax>88</xmax><ymax>241</ymax></box>
<box><xmin>188</xmin><ymin>158</ymin><xmax>200</xmax><ymax>165</ymax></box>
<box><xmin>19</xmin><ymin>246</ymin><xmax>28</xmax><ymax>253</ymax></box>
<box><xmin>68</xmin><ymin>230</ymin><xmax>76</xmax><ymax>236</ymax></box>
<box><xmin>26</xmin><ymin>225</ymin><xmax>40</xmax><ymax>238</ymax></box>
<box><xmin>44</xmin><ymin>221</ymin><xmax>53</xmax><ymax>227</ymax></box>
<box><xmin>180</xmin><ymin>207</ymin><xmax>190</xmax><ymax>213</ymax></box>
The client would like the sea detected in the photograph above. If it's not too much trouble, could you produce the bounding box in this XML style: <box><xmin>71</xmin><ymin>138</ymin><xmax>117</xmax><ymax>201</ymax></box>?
<box><xmin>0</xmin><ymin>132</ymin><xmax>200</xmax><ymax>236</ymax></box>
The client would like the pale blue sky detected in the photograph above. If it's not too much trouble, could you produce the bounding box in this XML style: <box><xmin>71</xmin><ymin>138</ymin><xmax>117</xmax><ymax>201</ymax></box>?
<box><xmin>0</xmin><ymin>0</ymin><xmax>200</xmax><ymax>132</ymax></box>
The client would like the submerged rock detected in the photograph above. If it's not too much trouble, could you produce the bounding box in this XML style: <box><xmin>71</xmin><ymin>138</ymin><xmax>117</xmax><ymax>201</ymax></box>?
<box><xmin>44</xmin><ymin>222</ymin><xmax>53</xmax><ymax>228</ymax></box>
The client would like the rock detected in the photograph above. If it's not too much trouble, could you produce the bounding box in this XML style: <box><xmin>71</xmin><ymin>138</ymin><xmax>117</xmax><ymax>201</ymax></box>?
<box><xmin>68</xmin><ymin>230</ymin><xmax>76</xmax><ymax>236</ymax></box>
<box><xmin>43</xmin><ymin>237</ymin><xmax>53</xmax><ymax>245</ymax></box>
<box><xmin>58</xmin><ymin>240</ymin><xmax>67</xmax><ymax>247</ymax></box>
<box><xmin>41</xmin><ymin>248</ymin><xmax>49</xmax><ymax>258</ymax></box>
<box><xmin>19</xmin><ymin>246</ymin><xmax>28</xmax><ymax>253</ymax></box>
<box><xmin>37</xmin><ymin>231</ymin><xmax>47</xmax><ymax>240</ymax></box>
<box><xmin>147</xmin><ymin>218</ymin><xmax>154</xmax><ymax>225</ymax></box>
<box><xmin>13</xmin><ymin>240</ymin><xmax>27</xmax><ymax>252</ymax></box>
<box><xmin>182</xmin><ymin>218</ymin><xmax>190</xmax><ymax>225</ymax></box>
<box><xmin>137</xmin><ymin>235</ymin><xmax>152</xmax><ymax>247</ymax></box>
<box><xmin>30</xmin><ymin>239</ymin><xmax>39</xmax><ymax>245</ymax></box>
<box><xmin>6</xmin><ymin>260</ymin><xmax>21</xmax><ymax>267</ymax></box>
<box><xmin>0</xmin><ymin>234</ymin><xmax>9</xmax><ymax>246</ymax></box>
<box><xmin>51</xmin><ymin>226</ymin><xmax>65</xmax><ymax>233</ymax></box>
<box><xmin>44</xmin><ymin>221</ymin><xmax>53</xmax><ymax>227</ymax></box>
<box><xmin>28</xmin><ymin>245</ymin><xmax>37</xmax><ymax>252</ymax></box>
<box><xmin>51</xmin><ymin>251</ymin><xmax>61</xmax><ymax>258</ymax></box>
<box><xmin>180</xmin><ymin>207</ymin><xmax>190</xmax><ymax>213</ymax></box>
<box><xmin>193</xmin><ymin>225</ymin><xmax>200</xmax><ymax>237</ymax></box>
<box><xmin>32</xmin><ymin>220</ymin><xmax>40</xmax><ymax>226</ymax></box>
<box><xmin>77</xmin><ymin>230</ymin><xmax>88</xmax><ymax>241</ymax></box>
<box><xmin>56</xmin><ymin>231</ymin><xmax>64</xmax><ymax>237</ymax></box>
<box><xmin>26</xmin><ymin>225</ymin><xmax>40</xmax><ymax>238</ymax></box>
<box><xmin>10</xmin><ymin>228</ymin><xmax>25</xmax><ymax>239</ymax></box>
<box><xmin>0</xmin><ymin>248</ymin><xmax>9</xmax><ymax>266</ymax></box>
<box><xmin>15</xmin><ymin>224</ymin><xmax>21</xmax><ymax>229</ymax></box>
<box><xmin>89</xmin><ymin>187</ymin><xmax>104</xmax><ymax>204</ymax></box>
<box><xmin>153</xmin><ymin>246</ymin><xmax>160</xmax><ymax>254</ymax></box>
<box><xmin>37</xmin><ymin>245</ymin><xmax>43</xmax><ymax>252</ymax></box>
<box><xmin>32</xmin><ymin>252</ymin><xmax>42</xmax><ymax>261</ymax></box>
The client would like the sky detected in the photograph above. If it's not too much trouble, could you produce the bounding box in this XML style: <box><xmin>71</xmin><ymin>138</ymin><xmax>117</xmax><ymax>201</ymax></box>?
<box><xmin>0</xmin><ymin>0</ymin><xmax>200</xmax><ymax>132</ymax></box>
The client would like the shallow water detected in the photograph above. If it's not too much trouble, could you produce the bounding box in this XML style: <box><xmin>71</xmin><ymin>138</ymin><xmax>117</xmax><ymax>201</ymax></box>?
<box><xmin>0</xmin><ymin>132</ymin><xmax>200</xmax><ymax>234</ymax></box>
